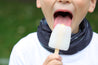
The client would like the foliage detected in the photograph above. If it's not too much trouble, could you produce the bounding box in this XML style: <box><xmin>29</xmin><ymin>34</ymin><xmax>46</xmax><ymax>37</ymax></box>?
<box><xmin>0</xmin><ymin>1</ymin><xmax>98</xmax><ymax>59</ymax></box>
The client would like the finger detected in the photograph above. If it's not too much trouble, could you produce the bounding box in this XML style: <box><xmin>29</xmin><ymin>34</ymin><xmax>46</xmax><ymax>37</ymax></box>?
<box><xmin>43</xmin><ymin>54</ymin><xmax>62</xmax><ymax>65</ymax></box>
<box><xmin>47</xmin><ymin>59</ymin><xmax>63</xmax><ymax>65</ymax></box>
<box><xmin>48</xmin><ymin>54</ymin><xmax>62</xmax><ymax>61</ymax></box>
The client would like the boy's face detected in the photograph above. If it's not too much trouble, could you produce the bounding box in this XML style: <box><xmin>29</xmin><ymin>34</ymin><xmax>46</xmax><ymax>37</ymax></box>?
<box><xmin>36</xmin><ymin>0</ymin><xmax>96</xmax><ymax>33</ymax></box>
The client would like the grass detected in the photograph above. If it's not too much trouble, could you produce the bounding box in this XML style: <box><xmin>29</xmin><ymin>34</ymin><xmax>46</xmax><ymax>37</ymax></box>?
<box><xmin>0</xmin><ymin>0</ymin><xmax>98</xmax><ymax>62</ymax></box>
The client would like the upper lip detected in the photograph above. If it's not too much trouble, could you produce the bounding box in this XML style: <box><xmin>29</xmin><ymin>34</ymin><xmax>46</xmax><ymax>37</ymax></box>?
<box><xmin>53</xmin><ymin>9</ymin><xmax>73</xmax><ymax>19</ymax></box>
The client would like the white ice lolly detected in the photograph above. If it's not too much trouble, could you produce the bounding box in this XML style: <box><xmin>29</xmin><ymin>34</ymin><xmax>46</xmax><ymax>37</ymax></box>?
<box><xmin>49</xmin><ymin>24</ymin><xmax>71</xmax><ymax>52</ymax></box>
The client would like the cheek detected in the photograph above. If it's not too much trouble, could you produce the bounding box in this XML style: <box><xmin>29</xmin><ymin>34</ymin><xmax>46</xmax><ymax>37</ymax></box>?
<box><xmin>40</xmin><ymin>0</ymin><xmax>54</xmax><ymax>8</ymax></box>
<box><xmin>40</xmin><ymin>0</ymin><xmax>55</xmax><ymax>30</ymax></box>
<box><xmin>40</xmin><ymin>0</ymin><xmax>54</xmax><ymax>15</ymax></box>
<box><xmin>72</xmin><ymin>0</ymin><xmax>90</xmax><ymax>33</ymax></box>
<box><xmin>74</xmin><ymin>0</ymin><xmax>90</xmax><ymax>11</ymax></box>
<box><xmin>74</xmin><ymin>0</ymin><xmax>90</xmax><ymax>17</ymax></box>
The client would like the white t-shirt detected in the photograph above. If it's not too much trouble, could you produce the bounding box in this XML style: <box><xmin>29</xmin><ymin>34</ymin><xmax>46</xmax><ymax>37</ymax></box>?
<box><xmin>9</xmin><ymin>32</ymin><xmax>98</xmax><ymax>65</ymax></box>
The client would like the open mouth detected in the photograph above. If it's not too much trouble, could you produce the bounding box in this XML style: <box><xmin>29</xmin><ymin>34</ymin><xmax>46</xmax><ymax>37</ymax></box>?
<box><xmin>54</xmin><ymin>11</ymin><xmax>73</xmax><ymax>19</ymax></box>
<box><xmin>53</xmin><ymin>11</ymin><xmax>73</xmax><ymax>27</ymax></box>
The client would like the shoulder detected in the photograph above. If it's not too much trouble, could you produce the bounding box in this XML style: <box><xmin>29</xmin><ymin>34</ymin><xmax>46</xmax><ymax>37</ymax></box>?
<box><xmin>93</xmin><ymin>32</ymin><xmax>98</xmax><ymax>37</ymax></box>
<box><xmin>89</xmin><ymin>32</ymin><xmax>98</xmax><ymax>52</ymax></box>
<box><xmin>9</xmin><ymin>32</ymin><xmax>40</xmax><ymax>65</ymax></box>
<box><xmin>13</xmin><ymin>32</ymin><xmax>39</xmax><ymax>52</ymax></box>
<box><xmin>89</xmin><ymin>32</ymin><xmax>98</xmax><ymax>62</ymax></box>
<box><xmin>92</xmin><ymin>32</ymin><xmax>98</xmax><ymax>42</ymax></box>
<box><xmin>10</xmin><ymin>32</ymin><xmax>40</xmax><ymax>56</ymax></box>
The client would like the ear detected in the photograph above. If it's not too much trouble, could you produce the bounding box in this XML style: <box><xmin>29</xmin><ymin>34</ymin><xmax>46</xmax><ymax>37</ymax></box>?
<box><xmin>36</xmin><ymin>0</ymin><xmax>41</xmax><ymax>8</ymax></box>
<box><xmin>88</xmin><ymin>0</ymin><xmax>97</xmax><ymax>13</ymax></box>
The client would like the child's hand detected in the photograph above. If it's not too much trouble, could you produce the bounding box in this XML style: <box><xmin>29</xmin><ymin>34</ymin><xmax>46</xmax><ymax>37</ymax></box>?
<box><xmin>43</xmin><ymin>54</ymin><xmax>63</xmax><ymax>65</ymax></box>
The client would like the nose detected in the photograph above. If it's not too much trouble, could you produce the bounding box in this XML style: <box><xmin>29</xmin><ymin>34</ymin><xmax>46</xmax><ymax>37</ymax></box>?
<box><xmin>57</xmin><ymin>0</ymin><xmax>71</xmax><ymax>4</ymax></box>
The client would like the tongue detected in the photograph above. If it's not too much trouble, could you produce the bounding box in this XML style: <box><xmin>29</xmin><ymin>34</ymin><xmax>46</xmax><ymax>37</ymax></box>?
<box><xmin>54</xmin><ymin>16</ymin><xmax>72</xmax><ymax>28</ymax></box>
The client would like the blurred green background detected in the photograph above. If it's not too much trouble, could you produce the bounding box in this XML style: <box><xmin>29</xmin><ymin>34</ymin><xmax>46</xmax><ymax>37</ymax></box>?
<box><xmin>0</xmin><ymin>0</ymin><xmax>98</xmax><ymax>65</ymax></box>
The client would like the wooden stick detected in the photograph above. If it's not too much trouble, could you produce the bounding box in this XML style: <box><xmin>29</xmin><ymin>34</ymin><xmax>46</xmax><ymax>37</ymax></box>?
<box><xmin>54</xmin><ymin>48</ymin><xmax>59</xmax><ymax>54</ymax></box>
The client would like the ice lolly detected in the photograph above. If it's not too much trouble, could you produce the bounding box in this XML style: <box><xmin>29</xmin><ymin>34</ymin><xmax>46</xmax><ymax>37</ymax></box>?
<box><xmin>49</xmin><ymin>24</ymin><xmax>71</xmax><ymax>54</ymax></box>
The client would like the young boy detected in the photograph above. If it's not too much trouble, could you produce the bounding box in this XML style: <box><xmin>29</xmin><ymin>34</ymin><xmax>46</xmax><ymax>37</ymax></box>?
<box><xmin>9</xmin><ymin>0</ymin><xmax>98</xmax><ymax>65</ymax></box>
